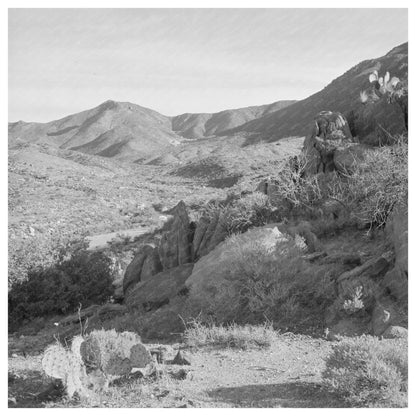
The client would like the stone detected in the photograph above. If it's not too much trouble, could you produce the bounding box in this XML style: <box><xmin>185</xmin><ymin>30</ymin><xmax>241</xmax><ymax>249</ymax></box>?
<box><xmin>172</xmin><ymin>350</ymin><xmax>191</xmax><ymax>366</ymax></box>
<box><xmin>302</xmin><ymin>111</ymin><xmax>353</xmax><ymax>175</ymax></box>
<box><xmin>382</xmin><ymin>325</ymin><xmax>408</xmax><ymax>339</ymax></box>
<box><xmin>158</xmin><ymin>201</ymin><xmax>192</xmax><ymax>269</ymax></box>
<box><xmin>123</xmin><ymin>245</ymin><xmax>162</xmax><ymax>295</ymax></box>
<box><xmin>371</xmin><ymin>300</ymin><xmax>399</xmax><ymax>336</ymax></box>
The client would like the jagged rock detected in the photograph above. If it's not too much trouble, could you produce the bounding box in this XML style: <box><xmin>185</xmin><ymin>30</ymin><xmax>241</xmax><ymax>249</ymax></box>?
<box><xmin>382</xmin><ymin>325</ymin><xmax>408</xmax><ymax>339</ymax></box>
<box><xmin>123</xmin><ymin>245</ymin><xmax>162</xmax><ymax>295</ymax></box>
<box><xmin>158</xmin><ymin>201</ymin><xmax>192</xmax><ymax>269</ymax></box>
<box><xmin>126</xmin><ymin>263</ymin><xmax>194</xmax><ymax>311</ymax></box>
<box><xmin>382</xmin><ymin>204</ymin><xmax>408</xmax><ymax>303</ymax></box>
<box><xmin>303</xmin><ymin>111</ymin><xmax>353</xmax><ymax>175</ymax></box>
<box><xmin>192</xmin><ymin>210</ymin><xmax>229</xmax><ymax>260</ymax></box>
<box><xmin>172</xmin><ymin>350</ymin><xmax>191</xmax><ymax>366</ymax></box>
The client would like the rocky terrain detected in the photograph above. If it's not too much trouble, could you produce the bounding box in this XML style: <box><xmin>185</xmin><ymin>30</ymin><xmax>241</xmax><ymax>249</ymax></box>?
<box><xmin>8</xmin><ymin>42</ymin><xmax>408</xmax><ymax>408</ymax></box>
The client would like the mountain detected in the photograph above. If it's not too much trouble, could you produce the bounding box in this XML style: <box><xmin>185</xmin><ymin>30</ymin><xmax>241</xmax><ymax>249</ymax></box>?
<box><xmin>171</xmin><ymin>100</ymin><xmax>296</xmax><ymax>139</ymax></box>
<box><xmin>9</xmin><ymin>99</ymin><xmax>296</xmax><ymax>161</ymax></box>
<box><xmin>223</xmin><ymin>43</ymin><xmax>408</xmax><ymax>143</ymax></box>
<box><xmin>8</xmin><ymin>100</ymin><xmax>183</xmax><ymax>161</ymax></box>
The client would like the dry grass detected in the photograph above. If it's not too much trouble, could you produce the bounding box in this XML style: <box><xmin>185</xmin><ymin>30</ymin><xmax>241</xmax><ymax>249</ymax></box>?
<box><xmin>183</xmin><ymin>319</ymin><xmax>276</xmax><ymax>350</ymax></box>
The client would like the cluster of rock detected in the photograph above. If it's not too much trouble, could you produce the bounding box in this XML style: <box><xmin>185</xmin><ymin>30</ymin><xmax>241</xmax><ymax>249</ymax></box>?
<box><xmin>302</xmin><ymin>110</ymin><xmax>368</xmax><ymax>176</ymax></box>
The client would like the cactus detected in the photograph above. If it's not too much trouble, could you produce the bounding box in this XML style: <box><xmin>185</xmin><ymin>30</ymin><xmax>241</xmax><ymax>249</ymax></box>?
<box><xmin>42</xmin><ymin>343</ymin><xmax>71</xmax><ymax>380</ymax></box>
<box><xmin>360</xmin><ymin>69</ymin><xmax>408</xmax><ymax>131</ymax></box>
<box><xmin>41</xmin><ymin>329</ymin><xmax>152</xmax><ymax>399</ymax></box>
<box><xmin>130</xmin><ymin>343</ymin><xmax>152</xmax><ymax>368</ymax></box>
<box><xmin>104</xmin><ymin>356</ymin><xmax>132</xmax><ymax>376</ymax></box>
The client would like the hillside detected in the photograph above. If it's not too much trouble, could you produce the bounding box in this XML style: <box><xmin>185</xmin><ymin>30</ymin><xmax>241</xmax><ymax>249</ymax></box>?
<box><xmin>171</xmin><ymin>100</ymin><xmax>296</xmax><ymax>139</ymax></box>
<box><xmin>8</xmin><ymin>100</ymin><xmax>183</xmax><ymax>161</ymax></box>
<box><xmin>224</xmin><ymin>43</ymin><xmax>408</xmax><ymax>143</ymax></box>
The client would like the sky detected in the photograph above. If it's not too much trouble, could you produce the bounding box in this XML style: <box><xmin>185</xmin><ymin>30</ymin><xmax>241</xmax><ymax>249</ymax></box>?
<box><xmin>8</xmin><ymin>8</ymin><xmax>408</xmax><ymax>122</ymax></box>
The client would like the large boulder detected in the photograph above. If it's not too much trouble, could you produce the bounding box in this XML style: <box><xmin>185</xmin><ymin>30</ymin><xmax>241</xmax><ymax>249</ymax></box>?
<box><xmin>123</xmin><ymin>245</ymin><xmax>162</xmax><ymax>295</ymax></box>
<box><xmin>158</xmin><ymin>201</ymin><xmax>193</xmax><ymax>269</ymax></box>
<box><xmin>382</xmin><ymin>203</ymin><xmax>408</xmax><ymax>303</ymax></box>
<box><xmin>303</xmin><ymin>111</ymin><xmax>353</xmax><ymax>175</ymax></box>
<box><xmin>185</xmin><ymin>225</ymin><xmax>291</xmax><ymax>322</ymax></box>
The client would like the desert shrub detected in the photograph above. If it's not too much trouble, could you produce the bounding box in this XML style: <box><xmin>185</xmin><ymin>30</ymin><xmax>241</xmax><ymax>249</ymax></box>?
<box><xmin>200</xmin><ymin>191</ymin><xmax>278</xmax><ymax>235</ymax></box>
<box><xmin>322</xmin><ymin>335</ymin><xmax>407</xmax><ymax>407</ymax></box>
<box><xmin>183</xmin><ymin>319</ymin><xmax>275</xmax><ymax>350</ymax></box>
<box><xmin>337</xmin><ymin>142</ymin><xmax>407</xmax><ymax>228</ymax></box>
<box><xmin>8</xmin><ymin>248</ymin><xmax>114</xmax><ymax>331</ymax></box>
<box><xmin>8</xmin><ymin>234</ymin><xmax>87</xmax><ymax>288</ymax></box>
<box><xmin>223</xmin><ymin>234</ymin><xmax>337</xmax><ymax>327</ymax></box>
<box><xmin>269</xmin><ymin>140</ymin><xmax>407</xmax><ymax>229</ymax></box>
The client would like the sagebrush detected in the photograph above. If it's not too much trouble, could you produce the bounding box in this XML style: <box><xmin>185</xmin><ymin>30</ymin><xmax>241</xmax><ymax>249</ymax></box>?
<box><xmin>322</xmin><ymin>335</ymin><xmax>407</xmax><ymax>407</ymax></box>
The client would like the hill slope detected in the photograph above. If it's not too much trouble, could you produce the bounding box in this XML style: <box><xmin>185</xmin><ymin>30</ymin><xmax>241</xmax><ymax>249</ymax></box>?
<box><xmin>171</xmin><ymin>100</ymin><xmax>296</xmax><ymax>139</ymax></box>
<box><xmin>224</xmin><ymin>43</ymin><xmax>408</xmax><ymax>143</ymax></box>
<box><xmin>8</xmin><ymin>100</ymin><xmax>183</xmax><ymax>161</ymax></box>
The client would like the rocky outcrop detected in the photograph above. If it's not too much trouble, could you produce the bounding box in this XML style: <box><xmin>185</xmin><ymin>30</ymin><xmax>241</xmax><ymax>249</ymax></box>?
<box><xmin>325</xmin><ymin>249</ymin><xmax>408</xmax><ymax>336</ymax></box>
<box><xmin>158</xmin><ymin>201</ymin><xmax>193</xmax><ymax>269</ymax></box>
<box><xmin>123</xmin><ymin>245</ymin><xmax>162</xmax><ymax>295</ymax></box>
<box><xmin>303</xmin><ymin>111</ymin><xmax>353</xmax><ymax>175</ymax></box>
<box><xmin>192</xmin><ymin>211</ymin><xmax>229</xmax><ymax>261</ymax></box>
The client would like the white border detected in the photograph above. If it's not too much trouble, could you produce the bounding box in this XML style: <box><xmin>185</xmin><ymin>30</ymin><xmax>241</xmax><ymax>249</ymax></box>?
<box><xmin>2</xmin><ymin>2</ymin><xmax>414</xmax><ymax>415</ymax></box>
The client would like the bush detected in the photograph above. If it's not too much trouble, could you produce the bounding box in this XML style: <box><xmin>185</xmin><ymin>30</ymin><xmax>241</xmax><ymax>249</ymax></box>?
<box><xmin>200</xmin><ymin>191</ymin><xmax>278</xmax><ymax>236</ymax></box>
<box><xmin>224</xmin><ymin>235</ymin><xmax>337</xmax><ymax>327</ymax></box>
<box><xmin>268</xmin><ymin>140</ymin><xmax>407</xmax><ymax>229</ymax></box>
<box><xmin>322</xmin><ymin>335</ymin><xmax>407</xmax><ymax>407</ymax></box>
<box><xmin>183</xmin><ymin>319</ymin><xmax>275</xmax><ymax>350</ymax></box>
<box><xmin>8</xmin><ymin>248</ymin><xmax>114</xmax><ymax>331</ymax></box>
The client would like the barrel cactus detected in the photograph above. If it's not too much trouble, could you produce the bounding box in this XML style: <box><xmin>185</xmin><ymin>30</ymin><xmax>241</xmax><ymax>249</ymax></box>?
<box><xmin>41</xmin><ymin>329</ymin><xmax>153</xmax><ymax>399</ymax></box>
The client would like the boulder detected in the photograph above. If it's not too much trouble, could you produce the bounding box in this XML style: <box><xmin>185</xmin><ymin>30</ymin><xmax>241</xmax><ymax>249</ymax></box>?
<box><xmin>158</xmin><ymin>201</ymin><xmax>192</xmax><ymax>269</ymax></box>
<box><xmin>382</xmin><ymin>325</ymin><xmax>408</xmax><ymax>339</ymax></box>
<box><xmin>303</xmin><ymin>111</ymin><xmax>353</xmax><ymax>175</ymax></box>
<box><xmin>126</xmin><ymin>263</ymin><xmax>194</xmax><ymax>312</ymax></box>
<box><xmin>371</xmin><ymin>300</ymin><xmax>400</xmax><ymax>336</ymax></box>
<box><xmin>123</xmin><ymin>245</ymin><xmax>162</xmax><ymax>295</ymax></box>
<box><xmin>185</xmin><ymin>225</ymin><xmax>290</xmax><ymax>322</ymax></box>
<box><xmin>382</xmin><ymin>204</ymin><xmax>408</xmax><ymax>303</ymax></box>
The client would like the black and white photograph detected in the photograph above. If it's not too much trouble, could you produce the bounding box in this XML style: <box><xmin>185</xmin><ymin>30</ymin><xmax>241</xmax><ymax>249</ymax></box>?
<box><xmin>6</xmin><ymin>3</ymin><xmax>411</xmax><ymax>409</ymax></box>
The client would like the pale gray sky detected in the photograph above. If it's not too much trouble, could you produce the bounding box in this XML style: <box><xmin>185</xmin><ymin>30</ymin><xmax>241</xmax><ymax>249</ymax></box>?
<box><xmin>9</xmin><ymin>8</ymin><xmax>408</xmax><ymax>122</ymax></box>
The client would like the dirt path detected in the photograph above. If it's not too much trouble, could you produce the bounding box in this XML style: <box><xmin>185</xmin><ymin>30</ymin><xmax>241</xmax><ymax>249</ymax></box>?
<box><xmin>8</xmin><ymin>334</ymin><xmax>346</xmax><ymax>408</ymax></box>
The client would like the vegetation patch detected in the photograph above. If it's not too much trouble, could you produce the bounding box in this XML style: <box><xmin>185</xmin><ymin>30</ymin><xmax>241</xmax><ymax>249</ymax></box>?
<box><xmin>183</xmin><ymin>319</ymin><xmax>275</xmax><ymax>350</ymax></box>
<box><xmin>322</xmin><ymin>335</ymin><xmax>407</xmax><ymax>407</ymax></box>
